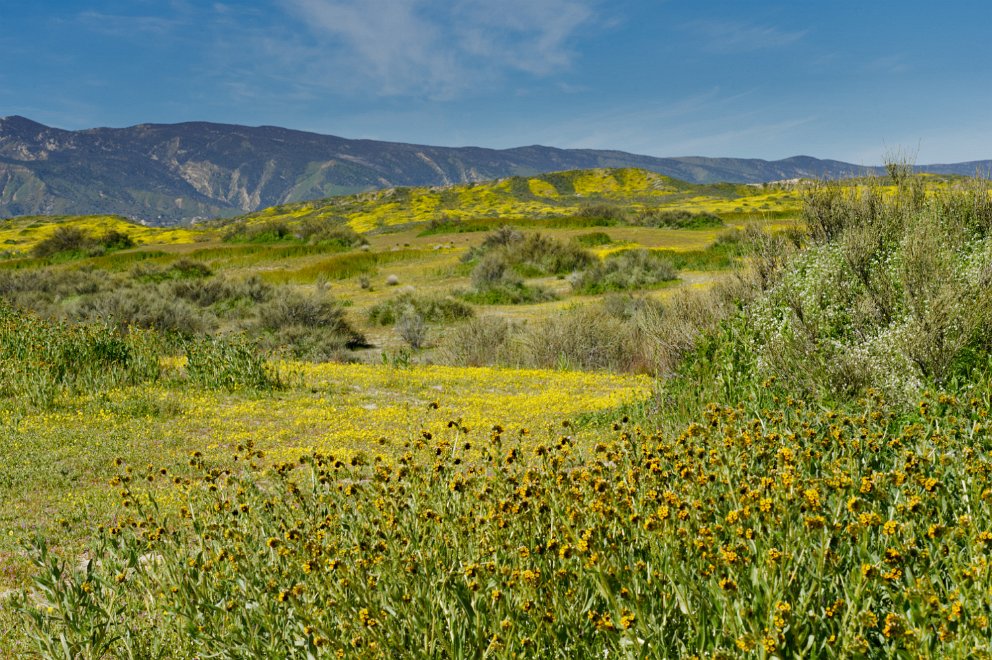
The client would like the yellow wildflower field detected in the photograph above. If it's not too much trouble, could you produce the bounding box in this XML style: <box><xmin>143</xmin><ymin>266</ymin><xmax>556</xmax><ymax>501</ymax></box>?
<box><xmin>0</xmin><ymin>360</ymin><xmax>651</xmax><ymax>588</ymax></box>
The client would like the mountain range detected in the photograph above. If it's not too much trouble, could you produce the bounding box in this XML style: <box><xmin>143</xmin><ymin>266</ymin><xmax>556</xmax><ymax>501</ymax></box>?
<box><xmin>1</xmin><ymin>115</ymin><xmax>988</xmax><ymax>224</ymax></box>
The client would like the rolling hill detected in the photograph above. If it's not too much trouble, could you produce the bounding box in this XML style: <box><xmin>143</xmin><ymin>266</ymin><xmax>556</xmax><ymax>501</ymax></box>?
<box><xmin>2</xmin><ymin>115</ymin><xmax>988</xmax><ymax>224</ymax></box>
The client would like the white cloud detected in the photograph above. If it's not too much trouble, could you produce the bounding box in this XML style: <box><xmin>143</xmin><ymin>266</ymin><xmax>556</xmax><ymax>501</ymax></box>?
<box><xmin>280</xmin><ymin>0</ymin><xmax>597</xmax><ymax>97</ymax></box>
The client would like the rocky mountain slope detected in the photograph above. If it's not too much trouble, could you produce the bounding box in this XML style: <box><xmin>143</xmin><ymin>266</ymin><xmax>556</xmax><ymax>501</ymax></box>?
<box><xmin>2</xmin><ymin>116</ymin><xmax>987</xmax><ymax>224</ymax></box>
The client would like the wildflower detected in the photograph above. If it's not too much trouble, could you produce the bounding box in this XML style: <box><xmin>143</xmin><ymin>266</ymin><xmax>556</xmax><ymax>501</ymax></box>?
<box><xmin>881</xmin><ymin>567</ymin><xmax>902</xmax><ymax>581</ymax></box>
<box><xmin>736</xmin><ymin>637</ymin><xmax>756</xmax><ymax>652</ymax></box>
<box><xmin>882</xmin><ymin>613</ymin><xmax>903</xmax><ymax>638</ymax></box>
<box><xmin>359</xmin><ymin>608</ymin><xmax>378</xmax><ymax>628</ymax></box>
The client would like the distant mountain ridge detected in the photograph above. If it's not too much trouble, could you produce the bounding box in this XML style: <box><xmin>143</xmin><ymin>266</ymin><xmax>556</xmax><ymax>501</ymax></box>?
<box><xmin>1</xmin><ymin>115</ymin><xmax>988</xmax><ymax>224</ymax></box>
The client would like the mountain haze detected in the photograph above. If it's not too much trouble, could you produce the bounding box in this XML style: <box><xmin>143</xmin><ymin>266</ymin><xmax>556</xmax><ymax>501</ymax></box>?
<box><xmin>1</xmin><ymin>116</ymin><xmax>988</xmax><ymax>224</ymax></box>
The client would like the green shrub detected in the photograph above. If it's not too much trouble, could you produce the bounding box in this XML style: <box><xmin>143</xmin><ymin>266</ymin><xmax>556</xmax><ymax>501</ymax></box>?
<box><xmin>255</xmin><ymin>292</ymin><xmax>367</xmax><ymax>360</ymax></box>
<box><xmin>516</xmin><ymin>306</ymin><xmax>643</xmax><ymax>372</ymax></box>
<box><xmin>736</xmin><ymin>176</ymin><xmax>992</xmax><ymax>403</ymax></box>
<box><xmin>31</xmin><ymin>226</ymin><xmax>94</xmax><ymax>257</ymax></box>
<box><xmin>295</xmin><ymin>220</ymin><xmax>367</xmax><ymax>248</ymax></box>
<box><xmin>574</xmin><ymin>204</ymin><xmax>628</xmax><ymax>224</ymax></box>
<box><xmin>396</xmin><ymin>308</ymin><xmax>428</xmax><ymax>349</ymax></box>
<box><xmin>67</xmin><ymin>287</ymin><xmax>216</xmax><ymax>337</ymax></box>
<box><xmin>367</xmin><ymin>292</ymin><xmax>474</xmax><ymax>326</ymax></box>
<box><xmin>470</xmin><ymin>253</ymin><xmax>517</xmax><ymax>290</ymax></box>
<box><xmin>98</xmin><ymin>229</ymin><xmax>136</xmax><ymax>251</ymax></box>
<box><xmin>223</xmin><ymin>220</ymin><xmax>293</xmax><ymax>243</ymax></box>
<box><xmin>573</xmin><ymin>232</ymin><xmax>614</xmax><ymax>247</ymax></box>
<box><xmin>572</xmin><ymin>249</ymin><xmax>677</xmax><ymax>294</ymax></box>
<box><xmin>634</xmin><ymin>209</ymin><xmax>724</xmax><ymax>229</ymax></box>
<box><xmin>458</xmin><ymin>282</ymin><xmax>557</xmax><ymax>306</ymax></box>
<box><xmin>463</xmin><ymin>228</ymin><xmax>594</xmax><ymax>276</ymax></box>
<box><xmin>437</xmin><ymin>315</ymin><xmax>517</xmax><ymax>366</ymax></box>
<box><xmin>169</xmin><ymin>275</ymin><xmax>272</xmax><ymax>310</ymax></box>
<box><xmin>32</xmin><ymin>226</ymin><xmax>137</xmax><ymax>259</ymax></box>
<box><xmin>184</xmin><ymin>334</ymin><xmax>279</xmax><ymax>391</ymax></box>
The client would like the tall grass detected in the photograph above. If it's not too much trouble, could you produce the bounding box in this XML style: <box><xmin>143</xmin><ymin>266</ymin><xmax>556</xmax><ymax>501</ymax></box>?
<box><xmin>0</xmin><ymin>302</ymin><xmax>160</xmax><ymax>406</ymax></box>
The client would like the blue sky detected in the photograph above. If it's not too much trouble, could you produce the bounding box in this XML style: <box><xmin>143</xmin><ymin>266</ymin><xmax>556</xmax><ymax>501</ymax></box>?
<box><xmin>2</xmin><ymin>0</ymin><xmax>990</xmax><ymax>163</ymax></box>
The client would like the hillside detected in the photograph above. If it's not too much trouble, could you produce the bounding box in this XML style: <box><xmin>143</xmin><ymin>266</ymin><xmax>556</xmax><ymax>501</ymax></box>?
<box><xmin>221</xmin><ymin>167</ymin><xmax>802</xmax><ymax>235</ymax></box>
<box><xmin>0</xmin><ymin>168</ymin><xmax>804</xmax><ymax>255</ymax></box>
<box><xmin>4</xmin><ymin>115</ymin><xmax>986</xmax><ymax>224</ymax></box>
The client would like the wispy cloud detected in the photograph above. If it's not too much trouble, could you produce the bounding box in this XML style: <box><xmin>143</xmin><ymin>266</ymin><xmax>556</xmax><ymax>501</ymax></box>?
<box><xmin>452</xmin><ymin>0</ymin><xmax>594</xmax><ymax>75</ymax></box>
<box><xmin>279</xmin><ymin>0</ymin><xmax>598</xmax><ymax>98</ymax></box>
<box><xmin>76</xmin><ymin>11</ymin><xmax>187</xmax><ymax>37</ymax></box>
<box><xmin>684</xmin><ymin>20</ymin><xmax>807</xmax><ymax>54</ymax></box>
<box><xmin>862</xmin><ymin>54</ymin><xmax>910</xmax><ymax>74</ymax></box>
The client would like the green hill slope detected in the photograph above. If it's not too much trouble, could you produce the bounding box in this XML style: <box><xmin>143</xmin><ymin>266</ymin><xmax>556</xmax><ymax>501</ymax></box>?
<box><xmin>219</xmin><ymin>167</ymin><xmax>801</xmax><ymax>235</ymax></box>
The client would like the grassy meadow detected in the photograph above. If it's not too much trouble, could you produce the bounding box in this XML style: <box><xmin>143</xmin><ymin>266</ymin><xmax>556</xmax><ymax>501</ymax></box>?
<box><xmin>1</xmin><ymin>167</ymin><xmax>992</xmax><ymax>657</ymax></box>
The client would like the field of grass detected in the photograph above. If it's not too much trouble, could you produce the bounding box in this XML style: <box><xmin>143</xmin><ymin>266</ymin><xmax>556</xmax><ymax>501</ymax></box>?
<box><xmin>2</xmin><ymin>169</ymin><xmax>991</xmax><ymax>656</ymax></box>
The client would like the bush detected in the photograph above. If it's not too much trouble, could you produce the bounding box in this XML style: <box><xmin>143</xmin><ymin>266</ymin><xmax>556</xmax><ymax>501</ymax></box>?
<box><xmin>461</xmin><ymin>248</ymin><xmax>561</xmax><ymax>306</ymax></box>
<box><xmin>295</xmin><ymin>220</ymin><xmax>367</xmax><ymax>248</ymax></box>
<box><xmin>31</xmin><ymin>226</ymin><xmax>93</xmax><ymax>258</ymax></box>
<box><xmin>437</xmin><ymin>315</ymin><xmax>517</xmax><ymax>366</ymax></box>
<box><xmin>99</xmin><ymin>229</ymin><xmax>136</xmax><ymax>251</ymax></box>
<box><xmin>517</xmin><ymin>306</ymin><xmax>643</xmax><ymax>372</ymax></box>
<box><xmin>396</xmin><ymin>308</ymin><xmax>427</xmax><ymax>349</ymax></box>
<box><xmin>463</xmin><ymin>228</ymin><xmax>593</xmax><ymax>276</ymax></box>
<box><xmin>575</xmin><ymin>204</ymin><xmax>628</xmax><ymax>224</ymax></box>
<box><xmin>572</xmin><ymin>249</ymin><xmax>677</xmax><ymax>294</ymax></box>
<box><xmin>634</xmin><ymin>209</ymin><xmax>724</xmax><ymax>229</ymax></box>
<box><xmin>255</xmin><ymin>292</ymin><xmax>367</xmax><ymax>360</ymax></box>
<box><xmin>32</xmin><ymin>226</ymin><xmax>136</xmax><ymax>258</ymax></box>
<box><xmin>739</xmin><ymin>175</ymin><xmax>992</xmax><ymax>403</ymax></box>
<box><xmin>68</xmin><ymin>287</ymin><xmax>216</xmax><ymax>337</ymax></box>
<box><xmin>169</xmin><ymin>275</ymin><xmax>272</xmax><ymax>310</ymax></box>
<box><xmin>367</xmin><ymin>292</ymin><xmax>474</xmax><ymax>326</ymax></box>
<box><xmin>470</xmin><ymin>253</ymin><xmax>517</xmax><ymax>290</ymax></box>
<box><xmin>459</xmin><ymin>282</ymin><xmax>557</xmax><ymax>306</ymax></box>
<box><xmin>224</xmin><ymin>220</ymin><xmax>293</xmax><ymax>243</ymax></box>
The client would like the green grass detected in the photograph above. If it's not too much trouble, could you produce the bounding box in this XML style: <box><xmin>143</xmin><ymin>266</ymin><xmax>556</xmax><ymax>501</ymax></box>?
<box><xmin>261</xmin><ymin>249</ymin><xmax>428</xmax><ymax>284</ymax></box>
